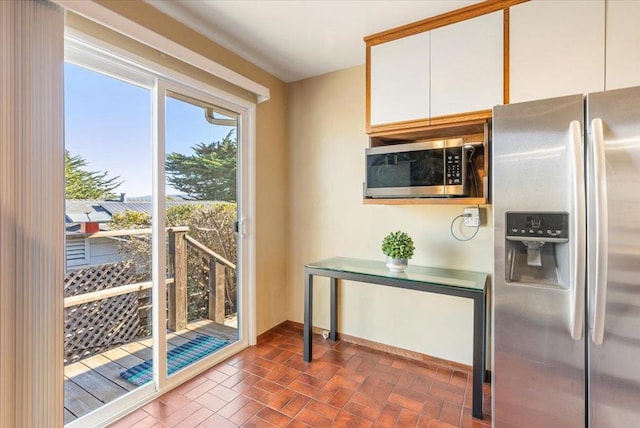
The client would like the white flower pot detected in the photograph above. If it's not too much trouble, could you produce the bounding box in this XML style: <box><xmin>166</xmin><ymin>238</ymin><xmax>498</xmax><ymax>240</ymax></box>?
<box><xmin>386</xmin><ymin>257</ymin><xmax>408</xmax><ymax>273</ymax></box>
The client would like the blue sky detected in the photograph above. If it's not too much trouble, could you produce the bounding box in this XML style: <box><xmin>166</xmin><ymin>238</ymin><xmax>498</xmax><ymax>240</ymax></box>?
<box><xmin>64</xmin><ymin>62</ymin><xmax>234</xmax><ymax>198</ymax></box>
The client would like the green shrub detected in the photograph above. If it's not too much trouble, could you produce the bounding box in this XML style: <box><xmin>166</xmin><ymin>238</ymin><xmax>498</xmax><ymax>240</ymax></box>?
<box><xmin>381</xmin><ymin>230</ymin><xmax>415</xmax><ymax>260</ymax></box>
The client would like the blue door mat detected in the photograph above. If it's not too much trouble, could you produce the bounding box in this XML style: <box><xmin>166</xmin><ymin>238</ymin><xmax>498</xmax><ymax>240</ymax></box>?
<box><xmin>120</xmin><ymin>334</ymin><xmax>230</xmax><ymax>386</ymax></box>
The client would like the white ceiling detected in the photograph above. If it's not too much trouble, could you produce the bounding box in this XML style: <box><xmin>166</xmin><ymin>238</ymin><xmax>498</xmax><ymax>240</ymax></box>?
<box><xmin>146</xmin><ymin>0</ymin><xmax>480</xmax><ymax>83</ymax></box>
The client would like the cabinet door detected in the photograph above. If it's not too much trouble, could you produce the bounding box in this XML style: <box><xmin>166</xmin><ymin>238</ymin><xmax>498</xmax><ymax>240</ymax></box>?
<box><xmin>509</xmin><ymin>0</ymin><xmax>605</xmax><ymax>103</ymax></box>
<box><xmin>369</xmin><ymin>32</ymin><xmax>429</xmax><ymax>126</ymax></box>
<box><xmin>430</xmin><ymin>11</ymin><xmax>503</xmax><ymax>118</ymax></box>
<box><xmin>606</xmin><ymin>0</ymin><xmax>640</xmax><ymax>90</ymax></box>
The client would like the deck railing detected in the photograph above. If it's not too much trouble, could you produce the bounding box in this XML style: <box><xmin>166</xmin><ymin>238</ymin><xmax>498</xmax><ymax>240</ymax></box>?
<box><xmin>167</xmin><ymin>228</ymin><xmax>236</xmax><ymax>330</ymax></box>
<box><xmin>63</xmin><ymin>226</ymin><xmax>235</xmax><ymax>364</ymax></box>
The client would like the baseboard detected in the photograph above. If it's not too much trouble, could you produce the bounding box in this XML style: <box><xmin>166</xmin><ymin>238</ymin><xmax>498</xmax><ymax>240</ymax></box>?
<box><xmin>256</xmin><ymin>320</ymin><xmax>294</xmax><ymax>343</ymax></box>
<box><xmin>258</xmin><ymin>320</ymin><xmax>480</xmax><ymax>377</ymax></box>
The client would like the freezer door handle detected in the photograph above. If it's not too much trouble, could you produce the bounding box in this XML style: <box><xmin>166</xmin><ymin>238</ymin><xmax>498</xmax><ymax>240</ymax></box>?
<box><xmin>591</xmin><ymin>118</ymin><xmax>608</xmax><ymax>345</ymax></box>
<box><xmin>569</xmin><ymin>120</ymin><xmax>586</xmax><ymax>341</ymax></box>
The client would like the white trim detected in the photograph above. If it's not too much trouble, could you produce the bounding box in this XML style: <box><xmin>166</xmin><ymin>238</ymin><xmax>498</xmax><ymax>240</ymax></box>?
<box><xmin>246</xmin><ymin>105</ymin><xmax>258</xmax><ymax>346</ymax></box>
<box><xmin>52</xmin><ymin>0</ymin><xmax>270</xmax><ymax>103</ymax></box>
<box><xmin>65</xmin><ymin>30</ymin><xmax>256</xmax><ymax>111</ymax></box>
<box><xmin>152</xmin><ymin>78</ymin><xmax>168</xmax><ymax>390</ymax></box>
<box><xmin>65</xmin><ymin>37</ymin><xmax>155</xmax><ymax>89</ymax></box>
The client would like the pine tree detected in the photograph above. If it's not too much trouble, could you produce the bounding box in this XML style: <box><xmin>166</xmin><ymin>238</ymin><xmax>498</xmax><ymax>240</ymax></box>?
<box><xmin>65</xmin><ymin>150</ymin><xmax>122</xmax><ymax>200</ymax></box>
<box><xmin>166</xmin><ymin>130</ymin><xmax>237</xmax><ymax>202</ymax></box>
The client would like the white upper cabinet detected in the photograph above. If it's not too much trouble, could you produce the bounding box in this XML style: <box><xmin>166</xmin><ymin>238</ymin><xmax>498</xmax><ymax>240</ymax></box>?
<box><xmin>369</xmin><ymin>32</ymin><xmax>430</xmax><ymax>126</ymax></box>
<box><xmin>509</xmin><ymin>0</ymin><xmax>605</xmax><ymax>104</ymax></box>
<box><xmin>605</xmin><ymin>0</ymin><xmax>640</xmax><ymax>90</ymax></box>
<box><xmin>430</xmin><ymin>11</ymin><xmax>504</xmax><ymax>118</ymax></box>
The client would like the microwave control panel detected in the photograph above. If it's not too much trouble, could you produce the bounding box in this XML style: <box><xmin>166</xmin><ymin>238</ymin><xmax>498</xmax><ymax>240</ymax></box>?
<box><xmin>446</xmin><ymin>148</ymin><xmax>463</xmax><ymax>185</ymax></box>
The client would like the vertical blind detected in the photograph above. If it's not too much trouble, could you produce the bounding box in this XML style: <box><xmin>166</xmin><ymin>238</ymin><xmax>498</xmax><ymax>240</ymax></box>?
<box><xmin>0</xmin><ymin>0</ymin><xmax>64</xmax><ymax>426</ymax></box>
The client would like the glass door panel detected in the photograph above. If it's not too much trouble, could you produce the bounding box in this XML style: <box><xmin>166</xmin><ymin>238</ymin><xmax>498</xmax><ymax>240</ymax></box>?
<box><xmin>163</xmin><ymin>91</ymin><xmax>239</xmax><ymax>378</ymax></box>
<box><xmin>63</xmin><ymin>62</ymin><xmax>154</xmax><ymax>423</ymax></box>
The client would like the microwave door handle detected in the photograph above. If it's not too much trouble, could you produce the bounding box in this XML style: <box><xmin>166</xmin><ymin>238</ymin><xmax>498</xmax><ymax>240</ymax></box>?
<box><xmin>569</xmin><ymin>120</ymin><xmax>586</xmax><ymax>341</ymax></box>
<box><xmin>591</xmin><ymin>118</ymin><xmax>608</xmax><ymax>345</ymax></box>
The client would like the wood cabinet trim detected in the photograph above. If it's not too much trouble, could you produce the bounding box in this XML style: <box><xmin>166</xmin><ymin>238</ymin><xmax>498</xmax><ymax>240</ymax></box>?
<box><xmin>364</xmin><ymin>0</ymin><xmax>528</xmax><ymax>47</ymax></box>
<box><xmin>429</xmin><ymin>110</ymin><xmax>493</xmax><ymax>126</ymax></box>
<box><xmin>369</xmin><ymin>110</ymin><xmax>491</xmax><ymax>136</ymax></box>
<box><xmin>369</xmin><ymin>119</ymin><xmax>487</xmax><ymax>141</ymax></box>
<box><xmin>504</xmin><ymin>8</ymin><xmax>510</xmax><ymax>104</ymax></box>
<box><xmin>366</xmin><ymin>45</ymin><xmax>371</xmax><ymax>133</ymax></box>
<box><xmin>363</xmin><ymin>197</ymin><xmax>488</xmax><ymax>206</ymax></box>
<box><xmin>368</xmin><ymin>117</ymin><xmax>432</xmax><ymax>136</ymax></box>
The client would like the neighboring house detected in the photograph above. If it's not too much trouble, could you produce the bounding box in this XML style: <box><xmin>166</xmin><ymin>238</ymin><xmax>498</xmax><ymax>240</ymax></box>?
<box><xmin>65</xmin><ymin>200</ymin><xmax>120</xmax><ymax>270</ymax></box>
<box><xmin>65</xmin><ymin>198</ymin><xmax>219</xmax><ymax>271</ymax></box>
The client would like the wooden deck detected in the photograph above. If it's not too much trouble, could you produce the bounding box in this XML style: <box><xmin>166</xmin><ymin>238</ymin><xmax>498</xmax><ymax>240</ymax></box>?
<box><xmin>64</xmin><ymin>319</ymin><xmax>238</xmax><ymax>424</ymax></box>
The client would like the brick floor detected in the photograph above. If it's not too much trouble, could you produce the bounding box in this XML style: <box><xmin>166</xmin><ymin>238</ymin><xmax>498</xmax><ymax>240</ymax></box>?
<box><xmin>109</xmin><ymin>322</ymin><xmax>491</xmax><ymax>427</ymax></box>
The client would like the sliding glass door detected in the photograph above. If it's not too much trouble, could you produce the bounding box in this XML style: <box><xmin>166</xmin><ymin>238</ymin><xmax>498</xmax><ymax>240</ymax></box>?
<box><xmin>161</xmin><ymin>87</ymin><xmax>240</xmax><ymax>381</ymax></box>
<box><xmin>63</xmin><ymin>61</ymin><xmax>155</xmax><ymax>424</ymax></box>
<box><xmin>63</xmin><ymin>39</ymin><xmax>253</xmax><ymax>427</ymax></box>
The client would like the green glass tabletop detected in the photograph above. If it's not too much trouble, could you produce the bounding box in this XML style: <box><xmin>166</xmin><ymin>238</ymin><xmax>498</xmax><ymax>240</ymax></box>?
<box><xmin>305</xmin><ymin>257</ymin><xmax>487</xmax><ymax>291</ymax></box>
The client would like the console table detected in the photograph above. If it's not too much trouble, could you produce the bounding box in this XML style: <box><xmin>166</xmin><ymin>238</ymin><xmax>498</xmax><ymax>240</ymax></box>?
<box><xmin>303</xmin><ymin>257</ymin><xmax>488</xmax><ymax>419</ymax></box>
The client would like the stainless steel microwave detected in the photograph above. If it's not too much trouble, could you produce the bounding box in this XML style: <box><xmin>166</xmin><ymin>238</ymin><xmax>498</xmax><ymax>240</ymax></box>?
<box><xmin>365</xmin><ymin>138</ymin><xmax>474</xmax><ymax>198</ymax></box>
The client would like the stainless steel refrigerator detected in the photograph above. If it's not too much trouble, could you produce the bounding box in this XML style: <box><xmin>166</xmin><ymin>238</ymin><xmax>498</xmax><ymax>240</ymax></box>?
<box><xmin>492</xmin><ymin>86</ymin><xmax>640</xmax><ymax>427</ymax></box>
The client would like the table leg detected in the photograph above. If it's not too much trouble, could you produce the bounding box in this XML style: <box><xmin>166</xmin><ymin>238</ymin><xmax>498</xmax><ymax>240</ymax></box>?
<box><xmin>472</xmin><ymin>294</ymin><xmax>486</xmax><ymax>419</ymax></box>
<box><xmin>483</xmin><ymin>292</ymin><xmax>488</xmax><ymax>383</ymax></box>
<box><xmin>303</xmin><ymin>272</ymin><xmax>313</xmax><ymax>362</ymax></box>
<box><xmin>330</xmin><ymin>277</ymin><xmax>337</xmax><ymax>341</ymax></box>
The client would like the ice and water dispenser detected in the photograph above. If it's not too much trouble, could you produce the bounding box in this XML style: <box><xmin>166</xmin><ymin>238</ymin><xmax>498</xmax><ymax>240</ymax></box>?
<box><xmin>505</xmin><ymin>212</ymin><xmax>570</xmax><ymax>288</ymax></box>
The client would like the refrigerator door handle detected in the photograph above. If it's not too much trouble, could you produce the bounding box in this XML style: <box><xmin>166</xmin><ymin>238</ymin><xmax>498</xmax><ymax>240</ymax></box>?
<box><xmin>591</xmin><ymin>118</ymin><xmax>608</xmax><ymax>345</ymax></box>
<box><xmin>569</xmin><ymin>120</ymin><xmax>586</xmax><ymax>341</ymax></box>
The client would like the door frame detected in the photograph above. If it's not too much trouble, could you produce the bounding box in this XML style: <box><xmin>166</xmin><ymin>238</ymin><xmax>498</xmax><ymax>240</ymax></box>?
<box><xmin>64</xmin><ymin>33</ymin><xmax>256</xmax><ymax>428</ymax></box>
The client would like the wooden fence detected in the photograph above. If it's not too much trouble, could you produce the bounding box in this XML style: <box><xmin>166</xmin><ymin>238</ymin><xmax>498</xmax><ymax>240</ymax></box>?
<box><xmin>63</xmin><ymin>227</ymin><xmax>235</xmax><ymax>365</ymax></box>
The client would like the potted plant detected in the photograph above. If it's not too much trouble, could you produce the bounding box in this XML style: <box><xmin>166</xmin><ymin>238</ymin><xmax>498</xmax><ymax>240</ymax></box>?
<box><xmin>381</xmin><ymin>230</ymin><xmax>415</xmax><ymax>273</ymax></box>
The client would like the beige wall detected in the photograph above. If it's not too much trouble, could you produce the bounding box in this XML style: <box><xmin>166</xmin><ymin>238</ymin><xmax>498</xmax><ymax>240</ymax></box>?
<box><xmin>80</xmin><ymin>1</ymin><xmax>290</xmax><ymax>335</ymax></box>
<box><xmin>287</xmin><ymin>65</ymin><xmax>493</xmax><ymax>365</ymax></box>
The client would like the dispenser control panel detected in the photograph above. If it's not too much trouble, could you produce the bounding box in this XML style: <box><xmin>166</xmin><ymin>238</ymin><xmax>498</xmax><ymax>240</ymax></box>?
<box><xmin>505</xmin><ymin>212</ymin><xmax>569</xmax><ymax>241</ymax></box>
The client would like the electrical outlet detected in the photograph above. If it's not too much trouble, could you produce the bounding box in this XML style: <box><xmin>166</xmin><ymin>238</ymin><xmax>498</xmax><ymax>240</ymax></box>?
<box><xmin>463</xmin><ymin>207</ymin><xmax>480</xmax><ymax>227</ymax></box>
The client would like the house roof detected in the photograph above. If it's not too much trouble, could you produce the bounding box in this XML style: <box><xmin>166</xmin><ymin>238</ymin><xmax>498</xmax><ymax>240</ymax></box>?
<box><xmin>65</xmin><ymin>200</ymin><xmax>113</xmax><ymax>223</ymax></box>
<box><xmin>65</xmin><ymin>200</ymin><xmax>226</xmax><ymax>224</ymax></box>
